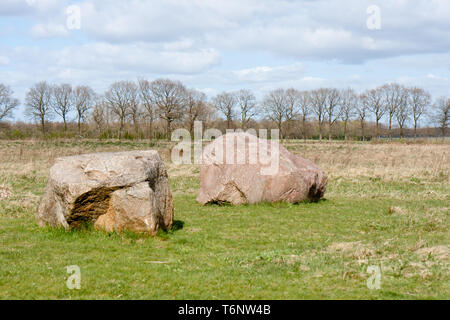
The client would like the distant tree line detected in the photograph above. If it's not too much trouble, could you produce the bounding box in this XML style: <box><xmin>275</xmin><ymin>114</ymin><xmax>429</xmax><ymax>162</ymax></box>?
<box><xmin>0</xmin><ymin>80</ymin><xmax>448</xmax><ymax>141</ymax></box>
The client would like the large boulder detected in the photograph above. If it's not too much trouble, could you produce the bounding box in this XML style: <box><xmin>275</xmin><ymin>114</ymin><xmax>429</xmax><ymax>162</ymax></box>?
<box><xmin>36</xmin><ymin>150</ymin><xmax>173</xmax><ymax>235</ymax></box>
<box><xmin>197</xmin><ymin>132</ymin><xmax>327</xmax><ymax>205</ymax></box>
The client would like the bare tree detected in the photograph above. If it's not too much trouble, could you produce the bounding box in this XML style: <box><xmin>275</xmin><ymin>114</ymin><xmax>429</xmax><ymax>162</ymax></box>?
<box><xmin>105</xmin><ymin>81</ymin><xmax>135</xmax><ymax>137</ymax></box>
<box><xmin>25</xmin><ymin>81</ymin><xmax>53</xmax><ymax>133</ymax></box>
<box><xmin>366</xmin><ymin>87</ymin><xmax>386</xmax><ymax>140</ymax></box>
<box><xmin>262</xmin><ymin>89</ymin><xmax>288</xmax><ymax>139</ymax></box>
<box><xmin>310</xmin><ymin>89</ymin><xmax>328</xmax><ymax>140</ymax></box>
<box><xmin>185</xmin><ymin>89</ymin><xmax>211</xmax><ymax>135</ymax></box>
<box><xmin>340</xmin><ymin>88</ymin><xmax>357</xmax><ymax>140</ymax></box>
<box><xmin>74</xmin><ymin>85</ymin><xmax>95</xmax><ymax>135</ymax></box>
<box><xmin>284</xmin><ymin>88</ymin><xmax>301</xmax><ymax>139</ymax></box>
<box><xmin>409</xmin><ymin>87</ymin><xmax>431</xmax><ymax>140</ymax></box>
<box><xmin>236</xmin><ymin>89</ymin><xmax>257</xmax><ymax>130</ymax></box>
<box><xmin>297</xmin><ymin>90</ymin><xmax>311</xmax><ymax>141</ymax></box>
<box><xmin>0</xmin><ymin>84</ymin><xmax>20</xmax><ymax>121</ymax></box>
<box><xmin>434</xmin><ymin>96</ymin><xmax>449</xmax><ymax>140</ymax></box>
<box><xmin>381</xmin><ymin>83</ymin><xmax>405</xmax><ymax>140</ymax></box>
<box><xmin>51</xmin><ymin>83</ymin><xmax>73</xmax><ymax>132</ymax></box>
<box><xmin>138</xmin><ymin>79</ymin><xmax>155</xmax><ymax>140</ymax></box>
<box><xmin>213</xmin><ymin>91</ymin><xmax>236</xmax><ymax>130</ymax></box>
<box><xmin>91</xmin><ymin>96</ymin><xmax>106</xmax><ymax>134</ymax></box>
<box><xmin>324</xmin><ymin>88</ymin><xmax>342</xmax><ymax>140</ymax></box>
<box><xmin>150</xmin><ymin>79</ymin><xmax>187</xmax><ymax>139</ymax></box>
<box><xmin>126</xmin><ymin>82</ymin><xmax>140</xmax><ymax>135</ymax></box>
<box><xmin>395</xmin><ymin>88</ymin><xmax>410</xmax><ymax>138</ymax></box>
<box><xmin>357</xmin><ymin>93</ymin><xmax>370</xmax><ymax>141</ymax></box>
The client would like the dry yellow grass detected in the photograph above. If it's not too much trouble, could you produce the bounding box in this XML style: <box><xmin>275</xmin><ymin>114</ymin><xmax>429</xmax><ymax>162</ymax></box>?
<box><xmin>285</xmin><ymin>141</ymin><xmax>450</xmax><ymax>182</ymax></box>
<box><xmin>0</xmin><ymin>140</ymin><xmax>448</xmax><ymax>178</ymax></box>
<box><xmin>0</xmin><ymin>139</ymin><xmax>448</xmax><ymax>198</ymax></box>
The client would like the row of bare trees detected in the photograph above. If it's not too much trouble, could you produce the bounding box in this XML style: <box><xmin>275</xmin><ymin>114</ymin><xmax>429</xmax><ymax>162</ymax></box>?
<box><xmin>0</xmin><ymin>80</ymin><xmax>449</xmax><ymax>140</ymax></box>
<box><xmin>21</xmin><ymin>81</ymin><xmax>95</xmax><ymax>134</ymax></box>
<box><xmin>99</xmin><ymin>79</ymin><xmax>213</xmax><ymax>139</ymax></box>
<box><xmin>261</xmin><ymin>84</ymin><xmax>443</xmax><ymax>141</ymax></box>
<box><xmin>6</xmin><ymin>80</ymin><xmax>210</xmax><ymax>138</ymax></box>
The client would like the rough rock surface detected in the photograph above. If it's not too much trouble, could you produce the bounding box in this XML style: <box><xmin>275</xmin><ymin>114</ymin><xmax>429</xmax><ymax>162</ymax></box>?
<box><xmin>197</xmin><ymin>132</ymin><xmax>327</xmax><ymax>205</ymax></box>
<box><xmin>36</xmin><ymin>150</ymin><xmax>173</xmax><ymax>235</ymax></box>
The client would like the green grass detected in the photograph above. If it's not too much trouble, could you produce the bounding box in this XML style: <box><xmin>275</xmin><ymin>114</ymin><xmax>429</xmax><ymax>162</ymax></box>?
<box><xmin>0</xmin><ymin>140</ymin><xmax>448</xmax><ymax>299</ymax></box>
<box><xmin>1</xmin><ymin>179</ymin><xmax>448</xmax><ymax>299</ymax></box>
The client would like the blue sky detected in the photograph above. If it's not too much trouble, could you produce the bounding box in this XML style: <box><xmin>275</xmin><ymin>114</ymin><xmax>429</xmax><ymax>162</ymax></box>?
<box><xmin>1</xmin><ymin>0</ymin><xmax>449</xmax><ymax>122</ymax></box>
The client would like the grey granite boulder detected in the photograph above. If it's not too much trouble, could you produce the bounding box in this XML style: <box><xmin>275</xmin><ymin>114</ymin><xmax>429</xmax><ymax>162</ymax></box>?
<box><xmin>36</xmin><ymin>150</ymin><xmax>173</xmax><ymax>235</ymax></box>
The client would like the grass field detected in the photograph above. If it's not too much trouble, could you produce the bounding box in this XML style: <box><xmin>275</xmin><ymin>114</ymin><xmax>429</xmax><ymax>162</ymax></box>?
<box><xmin>0</xmin><ymin>139</ymin><xmax>449</xmax><ymax>299</ymax></box>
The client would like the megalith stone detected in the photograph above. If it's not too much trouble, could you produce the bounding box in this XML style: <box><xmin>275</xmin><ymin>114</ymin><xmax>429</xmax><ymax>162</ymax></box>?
<box><xmin>197</xmin><ymin>132</ymin><xmax>327</xmax><ymax>205</ymax></box>
<box><xmin>36</xmin><ymin>150</ymin><xmax>173</xmax><ymax>235</ymax></box>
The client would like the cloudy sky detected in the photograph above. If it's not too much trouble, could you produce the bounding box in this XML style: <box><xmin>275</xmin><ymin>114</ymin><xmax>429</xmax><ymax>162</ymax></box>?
<box><xmin>1</xmin><ymin>0</ymin><xmax>449</xmax><ymax>120</ymax></box>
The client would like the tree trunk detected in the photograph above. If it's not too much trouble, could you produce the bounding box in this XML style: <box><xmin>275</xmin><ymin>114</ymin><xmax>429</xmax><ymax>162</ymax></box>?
<box><xmin>148</xmin><ymin>116</ymin><xmax>153</xmax><ymax>141</ymax></box>
<box><xmin>119</xmin><ymin>118</ymin><xmax>124</xmax><ymax>139</ymax></box>
<box><xmin>189</xmin><ymin>121</ymin><xmax>194</xmax><ymax>137</ymax></box>
<box><xmin>285</xmin><ymin>120</ymin><xmax>291</xmax><ymax>143</ymax></box>
<box><xmin>389</xmin><ymin>115</ymin><xmax>392</xmax><ymax>141</ymax></box>
<box><xmin>318</xmin><ymin>116</ymin><xmax>322</xmax><ymax>141</ymax></box>
<box><xmin>278</xmin><ymin>120</ymin><xmax>283</xmax><ymax>141</ymax></box>
<box><xmin>319</xmin><ymin>123</ymin><xmax>322</xmax><ymax>141</ymax></box>
<box><xmin>328</xmin><ymin>121</ymin><xmax>332</xmax><ymax>141</ymax></box>
<box><xmin>41</xmin><ymin>117</ymin><xmax>45</xmax><ymax>134</ymax></box>
<box><xmin>167</xmin><ymin>119</ymin><xmax>172</xmax><ymax>141</ymax></box>
<box><xmin>376</xmin><ymin>118</ymin><xmax>379</xmax><ymax>141</ymax></box>
<box><xmin>134</xmin><ymin>118</ymin><xmax>139</xmax><ymax>136</ymax></box>
<box><xmin>302</xmin><ymin>117</ymin><xmax>307</xmax><ymax>141</ymax></box>
<box><xmin>361</xmin><ymin>121</ymin><xmax>365</xmax><ymax>141</ymax></box>
<box><xmin>227</xmin><ymin>115</ymin><xmax>232</xmax><ymax>130</ymax></box>
<box><xmin>78</xmin><ymin>114</ymin><xmax>82</xmax><ymax>136</ymax></box>
<box><xmin>414</xmin><ymin>122</ymin><xmax>417</xmax><ymax>141</ymax></box>
<box><xmin>343</xmin><ymin>120</ymin><xmax>348</xmax><ymax>141</ymax></box>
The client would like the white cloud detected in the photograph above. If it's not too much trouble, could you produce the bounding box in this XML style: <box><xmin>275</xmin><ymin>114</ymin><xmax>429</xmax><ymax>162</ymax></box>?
<box><xmin>5</xmin><ymin>0</ymin><xmax>450</xmax><ymax>60</ymax></box>
<box><xmin>2</xmin><ymin>0</ymin><xmax>450</xmax><ymax>121</ymax></box>
<box><xmin>52</xmin><ymin>42</ymin><xmax>221</xmax><ymax>74</ymax></box>
<box><xmin>233</xmin><ymin>63</ymin><xmax>304</xmax><ymax>83</ymax></box>
<box><xmin>0</xmin><ymin>0</ymin><xmax>32</xmax><ymax>15</ymax></box>
<box><xmin>66</xmin><ymin>0</ymin><xmax>450</xmax><ymax>62</ymax></box>
<box><xmin>5</xmin><ymin>41</ymin><xmax>221</xmax><ymax>81</ymax></box>
<box><xmin>0</xmin><ymin>0</ymin><xmax>64</xmax><ymax>15</ymax></box>
<box><xmin>0</xmin><ymin>55</ymin><xmax>10</xmax><ymax>65</ymax></box>
<box><xmin>30</xmin><ymin>23</ymin><xmax>69</xmax><ymax>38</ymax></box>
<box><xmin>427</xmin><ymin>74</ymin><xmax>448</xmax><ymax>81</ymax></box>
<box><xmin>25</xmin><ymin>0</ymin><xmax>63</xmax><ymax>12</ymax></box>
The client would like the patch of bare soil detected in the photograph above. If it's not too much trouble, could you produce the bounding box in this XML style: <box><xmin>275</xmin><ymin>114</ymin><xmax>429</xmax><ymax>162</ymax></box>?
<box><xmin>0</xmin><ymin>184</ymin><xmax>12</xmax><ymax>201</ymax></box>
<box><xmin>327</xmin><ymin>241</ymin><xmax>375</xmax><ymax>261</ymax></box>
<box><xmin>416</xmin><ymin>245</ymin><xmax>449</xmax><ymax>261</ymax></box>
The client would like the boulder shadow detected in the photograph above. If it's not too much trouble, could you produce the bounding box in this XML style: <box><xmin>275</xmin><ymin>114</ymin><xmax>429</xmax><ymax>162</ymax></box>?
<box><xmin>294</xmin><ymin>198</ymin><xmax>328</xmax><ymax>205</ymax></box>
<box><xmin>171</xmin><ymin>220</ymin><xmax>185</xmax><ymax>231</ymax></box>
<box><xmin>205</xmin><ymin>201</ymin><xmax>233</xmax><ymax>207</ymax></box>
